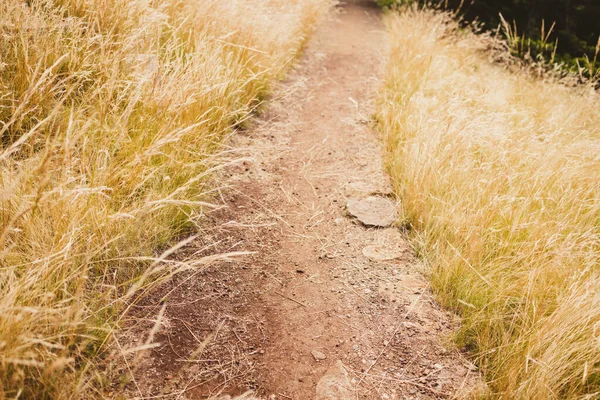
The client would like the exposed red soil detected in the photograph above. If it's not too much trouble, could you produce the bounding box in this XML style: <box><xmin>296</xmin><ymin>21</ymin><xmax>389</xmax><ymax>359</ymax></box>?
<box><xmin>118</xmin><ymin>2</ymin><xmax>482</xmax><ymax>399</ymax></box>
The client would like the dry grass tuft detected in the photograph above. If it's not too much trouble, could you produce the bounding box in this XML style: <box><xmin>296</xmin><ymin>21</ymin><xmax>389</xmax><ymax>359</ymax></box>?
<box><xmin>378</xmin><ymin>7</ymin><xmax>600</xmax><ymax>399</ymax></box>
<box><xmin>0</xmin><ymin>0</ymin><xmax>327</xmax><ymax>397</ymax></box>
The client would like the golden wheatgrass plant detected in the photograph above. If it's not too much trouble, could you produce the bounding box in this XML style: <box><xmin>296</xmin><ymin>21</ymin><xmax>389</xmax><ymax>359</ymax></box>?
<box><xmin>377</xmin><ymin>8</ymin><xmax>600</xmax><ymax>399</ymax></box>
<box><xmin>0</xmin><ymin>0</ymin><xmax>327</xmax><ymax>397</ymax></box>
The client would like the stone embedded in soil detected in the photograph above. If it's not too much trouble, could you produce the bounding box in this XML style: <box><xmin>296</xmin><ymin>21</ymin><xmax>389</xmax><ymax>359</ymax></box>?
<box><xmin>315</xmin><ymin>360</ymin><xmax>353</xmax><ymax>400</ymax></box>
<box><xmin>346</xmin><ymin>196</ymin><xmax>398</xmax><ymax>227</ymax></box>
<box><xmin>312</xmin><ymin>350</ymin><xmax>327</xmax><ymax>361</ymax></box>
<box><xmin>362</xmin><ymin>244</ymin><xmax>405</xmax><ymax>261</ymax></box>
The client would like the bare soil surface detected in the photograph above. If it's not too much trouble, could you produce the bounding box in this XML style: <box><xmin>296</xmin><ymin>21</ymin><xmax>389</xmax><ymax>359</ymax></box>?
<box><xmin>121</xmin><ymin>2</ymin><xmax>481</xmax><ymax>399</ymax></box>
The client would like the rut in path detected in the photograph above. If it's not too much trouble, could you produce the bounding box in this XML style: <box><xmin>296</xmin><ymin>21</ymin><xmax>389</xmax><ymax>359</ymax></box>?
<box><xmin>128</xmin><ymin>1</ymin><xmax>481</xmax><ymax>399</ymax></box>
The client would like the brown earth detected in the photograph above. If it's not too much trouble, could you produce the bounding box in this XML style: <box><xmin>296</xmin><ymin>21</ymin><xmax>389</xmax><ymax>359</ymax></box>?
<box><xmin>119</xmin><ymin>1</ymin><xmax>482</xmax><ymax>399</ymax></box>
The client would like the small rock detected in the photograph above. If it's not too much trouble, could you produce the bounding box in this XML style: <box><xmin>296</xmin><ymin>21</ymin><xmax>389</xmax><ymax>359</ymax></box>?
<box><xmin>402</xmin><ymin>321</ymin><xmax>421</xmax><ymax>330</ymax></box>
<box><xmin>316</xmin><ymin>360</ymin><xmax>353</xmax><ymax>400</ymax></box>
<box><xmin>346</xmin><ymin>196</ymin><xmax>398</xmax><ymax>227</ymax></box>
<box><xmin>362</xmin><ymin>245</ymin><xmax>405</xmax><ymax>261</ymax></box>
<box><xmin>312</xmin><ymin>350</ymin><xmax>327</xmax><ymax>361</ymax></box>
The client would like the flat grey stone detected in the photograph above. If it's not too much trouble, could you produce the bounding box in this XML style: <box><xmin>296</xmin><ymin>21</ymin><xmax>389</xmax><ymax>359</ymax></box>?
<box><xmin>346</xmin><ymin>196</ymin><xmax>397</xmax><ymax>227</ymax></box>
<box><xmin>362</xmin><ymin>244</ymin><xmax>405</xmax><ymax>261</ymax></box>
<box><xmin>315</xmin><ymin>360</ymin><xmax>353</xmax><ymax>400</ymax></box>
<box><xmin>312</xmin><ymin>350</ymin><xmax>327</xmax><ymax>361</ymax></box>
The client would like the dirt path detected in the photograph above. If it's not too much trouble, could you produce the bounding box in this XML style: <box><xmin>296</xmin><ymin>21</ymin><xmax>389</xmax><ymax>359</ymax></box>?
<box><xmin>126</xmin><ymin>2</ymin><xmax>480</xmax><ymax>399</ymax></box>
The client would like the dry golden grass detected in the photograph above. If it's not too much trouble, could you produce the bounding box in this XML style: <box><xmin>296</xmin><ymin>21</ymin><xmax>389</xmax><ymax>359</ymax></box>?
<box><xmin>0</xmin><ymin>0</ymin><xmax>327</xmax><ymax>397</ymax></box>
<box><xmin>378</xmin><ymin>7</ymin><xmax>600</xmax><ymax>399</ymax></box>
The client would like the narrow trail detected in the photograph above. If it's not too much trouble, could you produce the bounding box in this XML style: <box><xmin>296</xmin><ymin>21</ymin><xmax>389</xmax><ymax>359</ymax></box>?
<box><xmin>128</xmin><ymin>2</ymin><xmax>480</xmax><ymax>399</ymax></box>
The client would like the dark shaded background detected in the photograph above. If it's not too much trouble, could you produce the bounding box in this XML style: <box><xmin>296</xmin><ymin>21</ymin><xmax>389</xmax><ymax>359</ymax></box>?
<box><xmin>445</xmin><ymin>0</ymin><xmax>600</xmax><ymax>61</ymax></box>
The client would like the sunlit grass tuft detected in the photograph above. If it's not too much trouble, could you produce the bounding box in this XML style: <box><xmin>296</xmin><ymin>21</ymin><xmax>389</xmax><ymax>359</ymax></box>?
<box><xmin>378</xmin><ymin>7</ymin><xmax>600</xmax><ymax>399</ymax></box>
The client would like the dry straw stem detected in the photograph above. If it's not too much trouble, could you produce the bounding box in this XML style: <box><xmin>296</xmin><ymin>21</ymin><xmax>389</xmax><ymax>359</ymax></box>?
<box><xmin>378</xmin><ymin>7</ymin><xmax>600</xmax><ymax>399</ymax></box>
<box><xmin>0</xmin><ymin>0</ymin><xmax>328</xmax><ymax>397</ymax></box>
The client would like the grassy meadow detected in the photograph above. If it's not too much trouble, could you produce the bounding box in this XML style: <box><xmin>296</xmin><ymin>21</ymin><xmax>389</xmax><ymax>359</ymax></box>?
<box><xmin>378</xmin><ymin>8</ymin><xmax>600</xmax><ymax>399</ymax></box>
<box><xmin>0</xmin><ymin>0</ymin><xmax>326</xmax><ymax>397</ymax></box>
